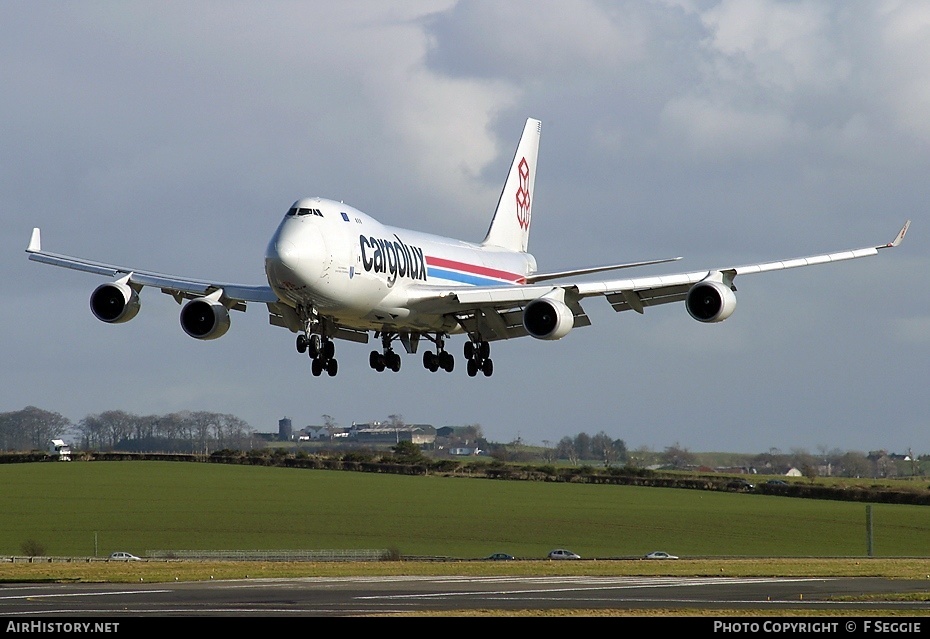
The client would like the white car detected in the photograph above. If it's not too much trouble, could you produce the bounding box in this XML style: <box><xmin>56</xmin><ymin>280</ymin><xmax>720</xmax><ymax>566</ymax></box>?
<box><xmin>644</xmin><ymin>551</ymin><xmax>678</xmax><ymax>560</ymax></box>
<box><xmin>108</xmin><ymin>552</ymin><xmax>140</xmax><ymax>561</ymax></box>
<box><xmin>547</xmin><ymin>549</ymin><xmax>581</xmax><ymax>560</ymax></box>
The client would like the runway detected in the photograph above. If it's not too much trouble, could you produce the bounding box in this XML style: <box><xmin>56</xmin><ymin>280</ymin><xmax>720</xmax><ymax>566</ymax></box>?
<box><xmin>2</xmin><ymin>575</ymin><xmax>929</xmax><ymax>617</ymax></box>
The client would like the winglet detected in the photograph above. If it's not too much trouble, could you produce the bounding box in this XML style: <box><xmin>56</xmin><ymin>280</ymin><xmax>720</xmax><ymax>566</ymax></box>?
<box><xmin>881</xmin><ymin>220</ymin><xmax>910</xmax><ymax>249</ymax></box>
<box><xmin>27</xmin><ymin>228</ymin><xmax>41</xmax><ymax>253</ymax></box>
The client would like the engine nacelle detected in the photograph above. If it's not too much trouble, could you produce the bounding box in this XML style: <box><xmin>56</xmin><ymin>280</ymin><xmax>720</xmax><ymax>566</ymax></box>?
<box><xmin>523</xmin><ymin>295</ymin><xmax>574</xmax><ymax>340</ymax></box>
<box><xmin>180</xmin><ymin>296</ymin><xmax>231</xmax><ymax>340</ymax></box>
<box><xmin>686</xmin><ymin>279</ymin><xmax>737</xmax><ymax>323</ymax></box>
<box><xmin>90</xmin><ymin>281</ymin><xmax>140</xmax><ymax>324</ymax></box>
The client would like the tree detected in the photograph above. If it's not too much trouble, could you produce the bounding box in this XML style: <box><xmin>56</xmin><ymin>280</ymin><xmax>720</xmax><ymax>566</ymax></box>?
<box><xmin>555</xmin><ymin>436</ymin><xmax>578</xmax><ymax>465</ymax></box>
<box><xmin>391</xmin><ymin>440</ymin><xmax>424</xmax><ymax>463</ymax></box>
<box><xmin>802</xmin><ymin>463</ymin><xmax>819</xmax><ymax>484</ymax></box>
<box><xmin>626</xmin><ymin>445</ymin><xmax>654</xmax><ymax>468</ymax></box>
<box><xmin>591</xmin><ymin>431</ymin><xmax>624</xmax><ymax>467</ymax></box>
<box><xmin>0</xmin><ymin>406</ymin><xmax>70</xmax><ymax>451</ymax></box>
<box><xmin>460</xmin><ymin>424</ymin><xmax>484</xmax><ymax>443</ymax></box>
<box><xmin>612</xmin><ymin>438</ymin><xmax>628</xmax><ymax>464</ymax></box>
<box><xmin>573</xmin><ymin>432</ymin><xmax>592</xmax><ymax>460</ymax></box>
<box><xmin>836</xmin><ymin>451</ymin><xmax>872</xmax><ymax>478</ymax></box>
<box><xmin>661</xmin><ymin>442</ymin><xmax>695</xmax><ymax>469</ymax></box>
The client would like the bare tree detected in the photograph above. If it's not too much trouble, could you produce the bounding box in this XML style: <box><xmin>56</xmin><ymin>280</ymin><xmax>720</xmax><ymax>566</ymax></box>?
<box><xmin>0</xmin><ymin>406</ymin><xmax>70</xmax><ymax>451</ymax></box>
<box><xmin>661</xmin><ymin>442</ymin><xmax>695</xmax><ymax>469</ymax></box>
<box><xmin>836</xmin><ymin>451</ymin><xmax>873</xmax><ymax>478</ymax></box>
<box><xmin>555</xmin><ymin>436</ymin><xmax>578</xmax><ymax>465</ymax></box>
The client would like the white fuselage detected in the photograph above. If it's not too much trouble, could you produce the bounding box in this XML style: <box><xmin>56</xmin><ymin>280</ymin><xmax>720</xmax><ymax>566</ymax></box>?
<box><xmin>264</xmin><ymin>197</ymin><xmax>537</xmax><ymax>332</ymax></box>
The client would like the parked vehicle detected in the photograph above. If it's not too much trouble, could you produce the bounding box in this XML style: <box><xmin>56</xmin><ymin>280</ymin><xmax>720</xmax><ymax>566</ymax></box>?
<box><xmin>108</xmin><ymin>552</ymin><xmax>140</xmax><ymax>561</ymax></box>
<box><xmin>485</xmin><ymin>553</ymin><xmax>515</xmax><ymax>561</ymax></box>
<box><xmin>727</xmin><ymin>479</ymin><xmax>755</xmax><ymax>491</ymax></box>
<box><xmin>547</xmin><ymin>549</ymin><xmax>581</xmax><ymax>560</ymax></box>
<box><xmin>644</xmin><ymin>551</ymin><xmax>678</xmax><ymax>560</ymax></box>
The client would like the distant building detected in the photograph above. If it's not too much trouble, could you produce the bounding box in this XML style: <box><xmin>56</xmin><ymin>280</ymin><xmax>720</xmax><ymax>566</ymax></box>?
<box><xmin>302</xmin><ymin>427</ymin><xmax>327</xmax><ymax>440</ymax></box>
<box><xmin>449</xmin><ymin>447</ymin><xmax>481</xmax><ymax>456</ymax></box>
<box><xmin>350</xmin><ymin>422</ymin><xmax>436</xmax><ymax>445</ymax></box>
<box><xmin>278</xmin><ymin>418</ymin><xmax>293</xmax><ymax>441</ymax></box>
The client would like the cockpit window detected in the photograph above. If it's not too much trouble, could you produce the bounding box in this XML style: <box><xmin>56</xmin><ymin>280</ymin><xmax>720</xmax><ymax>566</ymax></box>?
<box><xmin>287</xmin><ymin>207</ymin><xmax>324</xmax><ymax>217</ymax></box>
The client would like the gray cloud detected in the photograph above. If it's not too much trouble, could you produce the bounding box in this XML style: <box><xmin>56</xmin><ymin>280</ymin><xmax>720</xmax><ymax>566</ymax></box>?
<box><xmin>2</xmin><ymin>1</ymin><xmax>926</xmax><ymax>454</ymax></box>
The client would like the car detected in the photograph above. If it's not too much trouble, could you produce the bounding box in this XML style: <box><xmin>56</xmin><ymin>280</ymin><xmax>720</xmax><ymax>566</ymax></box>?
<box><xmin>765</xmin><ymin>479</ymin><xmax>788</xmax><ymax>486</ymax></box>
<box><xmin>108</xmin><ymin>552</ymin><xmax>140</xmax><ymax>560</ymax></box>
<box><xmin>726</xmin><ymin>479</ymin><xmax>755</xmax><ymax>491</ymax></box>
<box><xmin>547</xmin><ymin>549</ymin><xmax>581</xmax><ymax>560</ymax></box>
<box><xmin>485</xmin><ymin>553</ymin><xmax>515</xmax><ymax>561</ymax></box>
<box><xmin>644</xmin><ymin>551</ymin><xmax>679</xmax><ymax>560</ymax></box>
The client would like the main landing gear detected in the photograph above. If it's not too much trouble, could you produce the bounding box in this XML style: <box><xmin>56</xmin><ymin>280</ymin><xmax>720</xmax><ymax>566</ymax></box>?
<box><xmin>369</xmin><ymin>333</ymin><xmax>402</xmax><ymax>372</ymax></box>
<box><xmin>295</xmin><ymin>326</ymin><xmax>493</xmax><ymax>377</ymax></box>
<box><xmin>296</xmin><ymin>333</ymin><xmax>337</xmax><ymax>377</ymax></box>
<box><xmin>464</xmin><ymin>340</ymin><xmax>493</xmax><ymax>377</ymax></box>
<box><xmin>422</xmin><ymin>335</ymin><xmax>454</xmax><ymax>373</ymax></box>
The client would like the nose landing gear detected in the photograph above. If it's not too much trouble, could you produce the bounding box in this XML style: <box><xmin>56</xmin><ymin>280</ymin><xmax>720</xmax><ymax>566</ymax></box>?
<box><xmin>297</xmin><ymin>333</ymin><xmax>337</xmax><ymax>377</ymax></box>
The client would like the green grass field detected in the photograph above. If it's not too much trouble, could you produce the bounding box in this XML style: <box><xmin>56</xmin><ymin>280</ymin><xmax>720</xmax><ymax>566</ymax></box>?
<box><xmin>2</xmin><ymin>461</ymin><xmax>929</xmax><ymax>559</ymax></box>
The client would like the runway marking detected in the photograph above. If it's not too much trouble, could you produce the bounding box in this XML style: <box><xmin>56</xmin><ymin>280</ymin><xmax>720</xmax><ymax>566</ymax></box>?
<box><xmin>0</xmin><ymin>589</ymin><xmax>171</xmax><ymax>601</ymax></box>
<box><xmin>354</xmin><ymin>576</ymin><xmax>828</xmax><ymax>600</ymax></box>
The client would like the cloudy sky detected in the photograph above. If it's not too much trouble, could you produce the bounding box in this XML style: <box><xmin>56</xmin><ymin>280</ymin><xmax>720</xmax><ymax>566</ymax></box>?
<box><xmin>2</xmin><ymin>1</ymin><xmax>927</xmax><ymax>455</ymax></box>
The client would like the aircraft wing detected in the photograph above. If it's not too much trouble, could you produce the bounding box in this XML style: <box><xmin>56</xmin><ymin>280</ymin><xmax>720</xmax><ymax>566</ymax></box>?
<box><xmin>407</xmin><ymin>221</ymin><xmax>910</xmax><ymax>341</ymax></box>
<box><xmin>26</xmin><ymin>228</ymin><xmax>279</xmax><ymax>308</ymax></box>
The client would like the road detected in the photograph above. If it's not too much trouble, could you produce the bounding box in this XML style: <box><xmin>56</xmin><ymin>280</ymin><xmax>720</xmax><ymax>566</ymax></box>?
<box><xmin>2</xmin><ymin>575</ymin><xmax>929</xmax><ymax>617</ymax></box>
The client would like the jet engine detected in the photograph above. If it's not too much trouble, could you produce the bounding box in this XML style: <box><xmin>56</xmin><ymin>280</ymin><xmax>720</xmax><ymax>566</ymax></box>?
<box><xmin>686</xmin><ymin>279</ymin><xmax>737</xmax><ymax>323</ymax></box>
<box><xmin>523</xmin><ymin>293</ymin><xmax>574</xmax><ymax>340</ymax></box>
<box><xmin>90</xmin><ymin>281</ymin><xmax>140</xmax><ymax>324</ymax></box>
<box><xmin>180</xmin><ymin>295</ymin><xmax>231</xmax><ymax>340</ymax></box>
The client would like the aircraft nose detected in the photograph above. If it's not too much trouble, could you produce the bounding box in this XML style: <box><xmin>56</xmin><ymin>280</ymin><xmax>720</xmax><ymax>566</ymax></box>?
<box><xmin>265</xmin><ymin>221</ymin><xmax>327</xmax><ymax>285</ymax></box>
<box><xmin>275</xmin><ymin>239</ymin><xmax>300</xmax><ymax>271</ymax></box>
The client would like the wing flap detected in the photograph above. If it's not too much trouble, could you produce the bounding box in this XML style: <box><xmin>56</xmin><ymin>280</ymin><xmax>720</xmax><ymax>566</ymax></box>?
<box><xmin>605</xmin><ymin>284</ymin><xmax>690</xmax><ymax>313</ymax></box>
<box><xmin>454</xmin><ymin>305</ymin><xmax>591</xmax><ymax>342</ymax></box>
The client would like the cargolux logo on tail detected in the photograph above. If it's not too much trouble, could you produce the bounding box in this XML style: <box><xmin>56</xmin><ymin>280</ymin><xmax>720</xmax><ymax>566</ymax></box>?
<box><xmin>515</xmin><ymin>157</ymin><xmax>531</xmax><ymax>230</ymax></box>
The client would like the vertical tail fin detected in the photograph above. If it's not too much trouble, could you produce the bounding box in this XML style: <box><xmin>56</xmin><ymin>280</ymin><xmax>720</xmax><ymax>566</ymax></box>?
<box><xmin>482</xmin><ymin>118</ymin><xmax>541</xmax><ymax>253</ymax></box>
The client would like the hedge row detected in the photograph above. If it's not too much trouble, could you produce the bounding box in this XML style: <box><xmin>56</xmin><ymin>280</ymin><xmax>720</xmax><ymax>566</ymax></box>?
<box><xmin>4</xmin><ymin>450</ymin><xmax>929</xmax><ymax>506</ymax></box>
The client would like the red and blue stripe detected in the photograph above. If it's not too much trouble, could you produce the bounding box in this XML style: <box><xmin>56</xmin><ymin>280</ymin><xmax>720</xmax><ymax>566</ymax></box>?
<box><xmin>425</xmin><ymin>256</ymin><xmax>525</xmax><ymax>286</ymax></box>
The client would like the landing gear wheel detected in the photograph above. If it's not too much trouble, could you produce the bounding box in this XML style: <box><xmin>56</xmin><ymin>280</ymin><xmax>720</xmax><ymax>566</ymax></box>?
<box><xmin>326</xmin><ymin>359</ymin><xmax>338</xmax><ymax>377</ymax></box>
<box><xmin>387</xmin><ymin>351</ymin><xmax>401</xmax><ymax>372</ymax></box>
<box><xmin>478</xmin><ymin>341</ymin><xmax>490</xmax><ymax>360</ymax></box>
<box><xmin>370</xmin><ymin>350</ymin><xmax>381</xmax><ymax>370</ymax></box>
<box><xmin>423</xmin><ymin>351</ymin><xmax>438</xmax><ymax>372</ymax></box>
<box><xmin>464</xmin><ymin>341</ymin><xmax>475</xmax><ymax>360</ymax></box>
<box><xmin>322</xmin><ymin>340</ymin><xmax>335</xmax><ymax>360</ymax></box>
<box><xmin>439</xmin><ymin>351</ymin><xmax>454</xmax><ymax>372</ymax></box>
<box><xmin>296</xmin><ymin>334</ymin><xmax>308</xmax><ymax>353</ymax></box>
<box><xmin>482</xmin><ymin>358</ymin><xmax>493</xmax><ymax>377</ymax></box>
<box><xmin>311</xmin><ymin>358</ymin><xmax>323</xmax><ymax>377</ymax></box>
<box><xmin>308</xmin><ymin>334</ymin><xmax>321</xmax><ymax>359</ymax></box>
<box><xmin>467</xmin><ymin>358</ymin><xmax>478</xmax><ymax>377</ymax></box>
